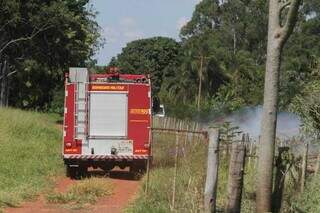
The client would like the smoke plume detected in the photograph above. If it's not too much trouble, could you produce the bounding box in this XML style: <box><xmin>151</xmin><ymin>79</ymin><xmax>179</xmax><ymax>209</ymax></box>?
<box><xmin>214</xmin><ymin>106</ymin><xmax>301</xmax><ymax>140</ymax></box>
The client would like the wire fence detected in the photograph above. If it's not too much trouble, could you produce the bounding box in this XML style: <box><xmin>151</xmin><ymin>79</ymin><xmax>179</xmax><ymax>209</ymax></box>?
<box><xmin>145</xmin><ymin>116</ymin><xmax>320</xmax><ymax>212</ymax></box>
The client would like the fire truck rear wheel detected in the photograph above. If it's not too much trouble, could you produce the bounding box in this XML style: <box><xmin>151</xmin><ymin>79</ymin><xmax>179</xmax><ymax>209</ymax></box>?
<box><xmin>66</xmin><ymin>165</ymin><xmax>88</xmax><ymax>179</ymax></box>
<box><xmin>102</xmin><ymin>165</ymin><xmax>114</xmax><ymax>172</ymax></box>
<box><xmin>66</xmin><ymin>166</ymin><xmax>76</xmax><ymax>179</ymax></box>
<box><xmin>130</xmin><ymin>161</ymin><xmax>147</xmax><ymax>175</ymax></box>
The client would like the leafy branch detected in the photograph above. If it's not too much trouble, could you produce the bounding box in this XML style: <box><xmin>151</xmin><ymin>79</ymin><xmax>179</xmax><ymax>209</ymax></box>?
<box><xmin>0</xmin><ymin>24</ymin><xmax>52</xmax><ymax>54</ymax></box>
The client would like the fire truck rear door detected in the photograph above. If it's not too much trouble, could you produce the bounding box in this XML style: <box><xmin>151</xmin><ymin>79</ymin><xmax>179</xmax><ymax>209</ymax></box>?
<box><xmin>89</xmin><ymin>92</ymin><xmax>128</xmax><ymax>138</ymax></box>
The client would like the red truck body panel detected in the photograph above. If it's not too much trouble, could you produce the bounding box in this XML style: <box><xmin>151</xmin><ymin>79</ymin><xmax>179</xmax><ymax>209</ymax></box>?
<box><xmin>63</xmin><ymin>70</ymin><xmax>152</xmax><ymax>161</ymax></box>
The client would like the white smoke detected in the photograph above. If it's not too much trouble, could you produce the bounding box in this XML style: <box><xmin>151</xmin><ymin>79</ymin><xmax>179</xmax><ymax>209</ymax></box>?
<box><xmin>215</xmin><ymin>106</ymin><xmax>301</xmax><ymax>140</ymax></box>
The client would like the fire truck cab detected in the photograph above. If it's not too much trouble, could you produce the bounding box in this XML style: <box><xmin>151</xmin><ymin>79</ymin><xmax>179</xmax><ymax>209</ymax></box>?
<box><xmin>63</xmin><ymin>68</ymin><xmax>152</xmax><ymax>179</ymax></box>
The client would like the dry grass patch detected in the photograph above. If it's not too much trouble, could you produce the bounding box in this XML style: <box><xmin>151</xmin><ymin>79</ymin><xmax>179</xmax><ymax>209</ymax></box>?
<box><xmin>47</xmin><ymin>178</ymin><xmax>113</xmax><ymax>208</ymax></box>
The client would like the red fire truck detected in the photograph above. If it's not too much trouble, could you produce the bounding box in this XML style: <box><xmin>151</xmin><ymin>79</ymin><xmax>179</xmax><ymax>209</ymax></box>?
<box><xmin>63</xmin><ymin>68</ymin><xmax>152</xmax><ymax>179</ymax></box>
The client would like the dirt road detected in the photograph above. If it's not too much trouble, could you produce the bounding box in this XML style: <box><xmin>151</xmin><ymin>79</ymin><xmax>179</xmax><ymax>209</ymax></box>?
<box><xmin>5</xmin><ymin>170</ymin><xmax>141</xmax><ymax>213</ymax></box>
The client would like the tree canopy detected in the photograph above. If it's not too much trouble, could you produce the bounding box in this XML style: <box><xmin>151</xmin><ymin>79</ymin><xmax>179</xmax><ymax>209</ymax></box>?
<box><xmin>0</xmin><ymin>0</ymin><xmax>102</xmax><ymax>110</ymax></box>
<box><xmin>109</xmin><ymin>0</ymin><xmax>320</xmax><ymax>123</ymax></box>
<box><xmin>110</xmin><ymin>37</ymin><xmax>181</xmax><ymax>95</ymax></box>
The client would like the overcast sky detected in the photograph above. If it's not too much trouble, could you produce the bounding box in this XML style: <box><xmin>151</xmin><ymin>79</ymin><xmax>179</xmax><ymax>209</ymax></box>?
<box><xmin>90</xmin><ymin>0</ymin><xmax>200</xmax><ymax>65</ymax></box>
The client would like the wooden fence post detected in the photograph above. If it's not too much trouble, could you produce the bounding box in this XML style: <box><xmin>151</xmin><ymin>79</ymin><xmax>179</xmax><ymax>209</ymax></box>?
<box><xmin>314</xmin><ymin>153</ymin><xmax>320</xmax><ymax>177</ymax></box>
<box><xmin>272</xmin><ymin>146</ymin><xmax>289</xmax><ymax>213</ymax></box>
<box><xmin>246</xmin><ymin>134</ymin><xmax>253</xmax><ymax>168</ymax></box>
<box><xmin>204</xmin><ymin>128</ymin><xmax>220</xmax><ymax>213</ymax></box>
<box><xmin>300</xmin><ymin>144</ymin><xmax>309</xmax><ymax>192</ymax></box>
<box><xmin>225</xmin><ymin>140</ymin><xmax>246</xmax><ymax>213</ymax></box>
<box><xmin>171</xmin><ymin>122</ymin><xmax>181</xmax><ymax>210</ymax></box>
<box><xmin>300</xmin><ymin>143</ymin><xmax>309</xmax><ymax>192</ymax></box>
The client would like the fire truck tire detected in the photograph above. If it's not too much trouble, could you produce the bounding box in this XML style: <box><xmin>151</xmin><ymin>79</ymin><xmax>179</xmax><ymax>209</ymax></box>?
<box><xmin>130</xmin><ymin>160</ymin><xmax>147</xmax><ymax>174</ymax></box>
<box><xmin>66</xmin><ymin>165</ymin><xmax>88</xmax><ymax>180</ymax></box>
<box><xmin>66</xmin><ymin>166</ymin><xmax>77</xmax><ymax>179</ymax></box>
<box><xmin>102</xmin><ymin>165</ymin><xmax>114</xmax><ymax>172</ymax></box>
<box><xmin>78</xmin><ymin>166</ymin><xmax>88</xmax><ymax>179</ymax></box>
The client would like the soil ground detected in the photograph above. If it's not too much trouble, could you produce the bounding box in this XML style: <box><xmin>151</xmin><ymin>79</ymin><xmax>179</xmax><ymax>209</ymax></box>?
<box><xmin>4</xmin><ymin>169</ymin><xmax>140</xmax><ymax>213</ymax></box>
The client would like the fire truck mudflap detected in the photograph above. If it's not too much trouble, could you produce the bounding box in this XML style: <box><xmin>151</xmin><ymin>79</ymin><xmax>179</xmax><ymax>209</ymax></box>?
<box><xmin>63</xmin><ymin>68</ymin><xmax>152</xmax><ymax>179</ymax></box>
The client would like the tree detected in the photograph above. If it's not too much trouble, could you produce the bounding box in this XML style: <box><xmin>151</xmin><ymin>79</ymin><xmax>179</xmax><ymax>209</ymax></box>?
<box><xmin>289</xmin><ymin>68</ymin><xmax>320</xmax><ymax>137</ymax></box>
<box><xmin>256</xmin><ymin>0</ymin><xmax>302</xmax><ymax>212</ymax></box>
<box><xmin>110</xmin><ymin>37</ymin><xmax>181</xmax><ymax>95</ymax></box>
<box><xmin>279</xmin><ymin>3</ymin><xmax>320</xmax><ymax>108</ymax></box>
<box><xmin>0</xmin><ymin>0</ymin><xmax>102</xmax><ymax>110</ymax></box>
<box><xmin>178</xmin><ymin>0</ymin><xmax>268</xmax><ymax>111</ymax></box>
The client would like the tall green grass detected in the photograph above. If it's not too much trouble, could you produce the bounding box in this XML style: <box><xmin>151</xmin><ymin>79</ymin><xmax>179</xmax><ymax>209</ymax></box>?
<box><xmin>0</xmin><ymin>108</ymin><xmax>63</xmax><ymax>208</ymax></box>
<box><xmin>127</xmin><ymin>117</ymin><xmax>318</xmax><ymax>212</ymax></box>
<box><xmin>126</xmin><ymin>117</ymin><xmax>257</xmax><ymax>212</ymax></box>
<box><xmin>126</xmin><ymin>131</ymin><xmax>207</xmax><ymax>213</ymax></box>
<box><xmin>290</xmin><ymin>175</ymin><xmax>320</xmax><ymax>212</ymax></box>
<box><xmin>126</xmin><ymin>140</ymin><xmax>257</xmax><ymax>213</ymax></box>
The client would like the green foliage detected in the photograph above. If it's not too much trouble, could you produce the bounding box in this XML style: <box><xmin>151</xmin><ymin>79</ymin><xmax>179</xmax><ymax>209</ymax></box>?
<box><xmin>110</xmin><ymin>37</ymin><xmax>181</xmax><ymax>94</ymax></box>
<box><xmin>280</xmin><ymin>11</ymin><xmax>320</xmax><ymax>109</ymax></box>
<box><xmin>219</xmin><ymin>122</ymin><xmax>241</xmax><ymax>143</ymax></box>
<box><xmin>109</xmin><ymin>0</ymin><xmax>319</xmax><ymax>121</ymax></box>
<box><xmin>48</xmin><ymin>87</ymin><xmax>65</xmax><ymax>115</ymax></box>
<box><xmin>290</xmin><ymin>80</ymin><xmax>320</xmax><ymax>136</ymax></box>
<box><xmin>290</xmin><ymin>175</ymin><xmax>320</xmax><ymax>212</ymax></box>
<box><xmin>1</xmin><ymin>0</ymin><xmax>102</xmax><ymax>110</ymax></box>
<box><xmin>172</xmin><ymin>0</ymin><xmax>268</xmax><ymax>111</ymax></box>
<box><xmin>0</xmin><ymin>108</ymin><xmax>63</xmax><ymax>208</ymax></box>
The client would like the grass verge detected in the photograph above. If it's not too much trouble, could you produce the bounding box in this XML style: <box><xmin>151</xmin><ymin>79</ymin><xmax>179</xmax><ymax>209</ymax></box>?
<box><xmin>46</xmin><ymin>178</ymin><xmax>113</xmax><ymax>209</ymax></box>
<box><xmin>290</xmin><ymin>175</ymin><xmax>320</xmax><ymax>212</ymax></box>
<box><xmin>125</xmin><ymin>124</ymin><xmax>258</xmax><ymax>212</ymax></box>
<box><xmin>0</xmin><ymin>108</ymin><xmax>63</xmax><ymax>208</ymax></box>
<box><xmin>126</xmin><ymin>133</ymin><xmax>207</xmax><ymax>213</ymax></box>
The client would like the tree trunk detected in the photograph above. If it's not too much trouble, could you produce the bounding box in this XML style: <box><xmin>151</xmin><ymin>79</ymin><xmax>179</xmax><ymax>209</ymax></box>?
<box><xmin>256</xmin><ymin>37</ymin><xmax>281</xmax><ymax>213</ymax></box>
<box><xmin>256</xmin><ymin>0</ymin><xmax>301</xmax><ymax>212</ymax></box>
<box><xmin>0</xmin><ymin>60</ymin><xmax>8</xmax><ymax>107</ymax></box>
<box><xmin>272</xmin><ymin>147</ymin><xmax>290</xmax><ymax>213</ymax></box>
<box><xmin>233</xmin><ymin>26</ymin><xmax>236</xmax><ymax>55</ymax></box>
<box><xmin>300</xmin><ymin>143</ymin><xmax>308</xmax><ymax>192</ymax></box>
<box><xmin>0</xmin><ymin>62</ymin><xmax>2</xmax><ymax>107</ymax></box>
<box><xmin>197</xmin><ymin>55</ymin><xmax>204</xmax><ymax>111</ymax></box>
<box><xmin>314</xmin><ymin>153</ymin><xmax>320</xmax><ymax>177</ymax></box>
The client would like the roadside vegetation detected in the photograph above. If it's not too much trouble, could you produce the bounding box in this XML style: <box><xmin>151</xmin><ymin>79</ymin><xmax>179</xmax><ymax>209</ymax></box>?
<box><xmin>0</xmin><ymin>108</ymin><xmax>63</xmax><ymax>208</ymax></box>
<box><xmin>47</xmin><ymin>178</ymin><xmax>113</xmax><ymax>210</ymax></box>
<box><xmin>291</xmin><ymin>175</ymin><xmax>320</xmax><ymax>212</ymax></box>
<box><xmin>127</xmin><ymin>118</ymin><xmax>319</xmax><ymax>212</ymax></box>
<box><xmin>126</xmin><ymin>129</ymin><xmax>257</xmax><ymax>212</ymax></box>
<box><xmin>126</xmin><ymin>132</ymin><xmax>207</xmax><ymax>212</ymax></box>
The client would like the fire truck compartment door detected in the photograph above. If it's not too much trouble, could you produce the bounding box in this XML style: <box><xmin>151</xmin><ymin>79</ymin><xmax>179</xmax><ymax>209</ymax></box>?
<box><xmin>89</xmin><ymin>92</ymin><xmax>128</xmax><ymax>137</ymax></box>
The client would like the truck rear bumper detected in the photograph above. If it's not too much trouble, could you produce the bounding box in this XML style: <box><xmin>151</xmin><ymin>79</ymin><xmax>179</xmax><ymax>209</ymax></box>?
<box><xmin>63</xmin><ymin>154</ymin><xmax>149</xmax><ymax>160</ymax></box>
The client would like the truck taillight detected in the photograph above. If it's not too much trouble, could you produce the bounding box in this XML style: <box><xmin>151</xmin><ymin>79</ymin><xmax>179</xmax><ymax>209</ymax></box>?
<box><xmin>65</xmin><ymin>142</ymin><xmax>72</xmax><ymax>148</ymax></box>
